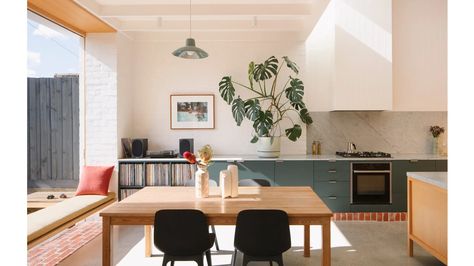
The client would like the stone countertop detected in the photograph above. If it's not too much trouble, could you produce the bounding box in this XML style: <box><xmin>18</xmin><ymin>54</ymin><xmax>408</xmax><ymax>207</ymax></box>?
<box><xmin>407</xmin><ymin>172</ymin><xmax>447</xmax><ymax>189</ymax></box>
<box><xmin>118</xmin><ymin>153</ymin><xmax>447</xmax><ymax>162</ymax></box>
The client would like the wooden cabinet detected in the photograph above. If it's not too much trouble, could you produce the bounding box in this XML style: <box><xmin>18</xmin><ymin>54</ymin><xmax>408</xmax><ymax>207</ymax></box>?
<box><xmin>407</xmin><ymin>176</ymin><xmax>447</xmax><ymax>264</ymax></box>
<box><xmin>274</xmin><ymin>161</ymin><xmax>313</xmax><ymax>188</ymax></box>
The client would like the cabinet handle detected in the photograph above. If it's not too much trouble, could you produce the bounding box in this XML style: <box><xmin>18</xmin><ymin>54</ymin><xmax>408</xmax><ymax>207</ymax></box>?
<box><xmin>328</xmin><ymin>196</ymin><xmax>337</xmax><ymax>200</ymax></box>
<box><xmin>328</xmin><ymin>180</ymin><xmax>337</xmax><ymax>184</ymax></box>
<box><xmin>236</xmin><ymin>160</ymin><xmax>245</xmax><ymax>163</ymax></box>
<box><xmin>328</xmin><ymin>169</ymin><xmax>337</xmax><ymax>173</ymax></box>
<box><xmin>328</xmin><ymin>159</ymin><xmax>336</xmax><ymax>163</ymax></box>
<box><xmin>409</xmin><ymin>159</ymin><xmax>418</xmax><ymax>163</ymax></box>
<box><xmin>226</xmin><ymin>160</ymin><xmax>235</xmax><ymax>163</ymax></box>
<box><xmin>276</xmin><ymin>160</ymin><xmax>284</xmax><ymax>163</ymax></box>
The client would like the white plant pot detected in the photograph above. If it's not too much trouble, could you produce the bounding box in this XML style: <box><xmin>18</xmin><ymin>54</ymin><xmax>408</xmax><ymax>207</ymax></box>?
<box><xmin>257</xmin><ymin>136</ymin><xmax>281</xmax><ymax>158</ymax></box>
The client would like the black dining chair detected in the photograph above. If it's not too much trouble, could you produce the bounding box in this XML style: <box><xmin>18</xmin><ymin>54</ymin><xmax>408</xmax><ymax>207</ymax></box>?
<box><xmin>184</xmin><ymin>179</ymin><xmax>220</xmax><ymax>251</ymax></box>
<box><xmin>154</xmin><ymin>209</ymin><xmax>215</xmax><ymax>266</ymax></box>
<box><xmin>233</xmin><ymin>209</ymin><xmax>291</xmax><ymax>266</ymax></box>
<box><xmin>238</xmin><ymin>178</ymin><xmax>272</xmax><ymax>187</ymax></box>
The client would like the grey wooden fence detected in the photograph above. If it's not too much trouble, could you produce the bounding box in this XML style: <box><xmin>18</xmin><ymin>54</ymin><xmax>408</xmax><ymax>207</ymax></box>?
<box><xmin>27</xmin><ymin>76</ymin><xmax>80</xmax><ymax>185</ymax></box>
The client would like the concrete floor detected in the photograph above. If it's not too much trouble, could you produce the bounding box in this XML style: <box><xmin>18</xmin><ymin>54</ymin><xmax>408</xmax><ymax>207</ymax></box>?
<box><xmin>59</xmin><ymin>221</ymin><xmax>444</xmax><ymax>266</ymax></box>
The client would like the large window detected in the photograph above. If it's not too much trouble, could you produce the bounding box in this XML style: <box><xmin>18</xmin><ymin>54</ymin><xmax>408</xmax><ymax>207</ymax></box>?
<box><xmin>27</xmin><ymin>11</ymin><xmax>83</xmax><ymax>188</ymax></box>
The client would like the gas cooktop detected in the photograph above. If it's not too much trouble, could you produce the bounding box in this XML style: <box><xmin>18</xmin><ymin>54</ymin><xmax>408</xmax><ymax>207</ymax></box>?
<box><xmin>336</xmin><ymin>151</ymin><xmax>392</xmax><ymax>158</ymax></box>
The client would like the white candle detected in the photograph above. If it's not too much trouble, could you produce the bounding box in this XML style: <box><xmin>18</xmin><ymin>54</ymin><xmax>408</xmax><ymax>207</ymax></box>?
<box><xmin>219</xmin><ymin>170</ymin><xmax>232</xmax><ymax>198</ymax></box>
<box><xmin>227</xmin><ymin>164</ymin><xmax>239</xmax><ymax>197</ymax></box>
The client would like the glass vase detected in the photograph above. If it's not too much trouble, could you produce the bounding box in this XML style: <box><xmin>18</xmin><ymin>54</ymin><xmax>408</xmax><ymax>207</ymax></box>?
<box><xmin>195</xmin><ymin>165</ymin><xmax>209</xmax><ymax>198</ymax></box>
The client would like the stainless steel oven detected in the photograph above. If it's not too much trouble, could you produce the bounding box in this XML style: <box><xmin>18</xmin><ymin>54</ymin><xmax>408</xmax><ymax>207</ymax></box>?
<box><xmin>350</xmin><ymin>162</ymin><xmax>391</xmax><ymax>204</ymax></box>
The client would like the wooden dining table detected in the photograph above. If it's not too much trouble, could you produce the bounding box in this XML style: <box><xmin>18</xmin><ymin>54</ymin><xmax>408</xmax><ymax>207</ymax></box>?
<box><xmin>100</xmin><ymin>186</ymin><xmax>333</xmax><ymax>266</ymax></box>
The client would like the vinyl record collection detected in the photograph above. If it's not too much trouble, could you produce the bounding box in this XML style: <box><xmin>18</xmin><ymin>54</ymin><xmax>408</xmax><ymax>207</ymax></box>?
<box><xmin>119</xmin><ymin>163</ymin><xmax>144</xmax><ymax>186</ymax></box>
<box><xmin>171</xmin><ymin>163</ymin><xmax>196</xmax><ymax>186</ymax></box>
<box><xmin>146</xmin><ymin>163</ymin><xmax>170</xmax><ymax>186</ymax></box>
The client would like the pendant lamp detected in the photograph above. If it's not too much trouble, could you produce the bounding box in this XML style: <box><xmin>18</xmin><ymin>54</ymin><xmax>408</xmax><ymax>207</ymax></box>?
<box><xmin>172</xmin><ymin>0</ymin><xmax>208</xmax><ymax>59</ymax></box>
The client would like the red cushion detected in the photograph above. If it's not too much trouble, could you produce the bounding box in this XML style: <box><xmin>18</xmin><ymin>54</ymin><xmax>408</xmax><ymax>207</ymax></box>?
<box><xmin>75</xmin><ymin>166</ymin><xmax>114</xmax><ymax>196</ymax></box>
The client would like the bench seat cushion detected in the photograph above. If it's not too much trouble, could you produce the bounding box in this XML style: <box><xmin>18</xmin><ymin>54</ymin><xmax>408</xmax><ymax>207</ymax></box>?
<box><xmin>28</xmin><ymin>192</ymin><xmax>115</xmax><ymax>243</ymax></box>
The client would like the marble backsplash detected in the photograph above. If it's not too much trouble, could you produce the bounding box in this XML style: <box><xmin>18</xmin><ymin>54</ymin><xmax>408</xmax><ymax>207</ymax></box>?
<box><xmin>306</xmin><ymin>112</ymin><xmax>447</xmax><ymax>155</ymax></box>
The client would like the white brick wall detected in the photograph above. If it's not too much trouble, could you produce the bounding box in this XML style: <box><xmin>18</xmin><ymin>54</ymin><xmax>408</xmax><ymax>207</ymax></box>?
<box><xmin>84</xmin><ymin>33</ymin><xmax>118</xmax><ymax>193</ymax></box>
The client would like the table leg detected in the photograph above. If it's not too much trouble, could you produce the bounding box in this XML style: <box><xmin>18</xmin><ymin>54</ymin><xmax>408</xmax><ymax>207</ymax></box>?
<box><xmin>322</xmin><ymin>220</ymin><xmax>331</xmax><ymax>266</ymax></box>
<box><xmin>145</xmin><ymin>225</ymin><xmax>152</xmax><ymax>257</ymax></box>
<box><xmin>102</xmin><ymin>216</ymin><xmax>112</xmax><ymax>266</ymax></box>
<box><xmin>304</xmin><ymin>224</ymin><xmax>310</xmax><ymax>257</ymax></box>
<box><xmin>408</xmin><ymin>238</ymin><xmax>413</xmax><ymax>257</ymax></box>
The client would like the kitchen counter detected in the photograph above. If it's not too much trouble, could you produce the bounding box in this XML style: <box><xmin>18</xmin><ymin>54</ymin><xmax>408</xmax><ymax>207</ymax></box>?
<box><xmin>119</xmin><ymin>153</ymin><xmax>447</xmax><ymax>162</ymax></box>
<box><xmin>406</xmin><ymin>172</ymin><xmax>447</xmax><ymax>189</ymax></box>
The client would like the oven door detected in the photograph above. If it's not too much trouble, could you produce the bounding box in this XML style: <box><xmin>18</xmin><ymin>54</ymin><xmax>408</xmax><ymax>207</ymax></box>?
<box><xmin>351</xmin><ymin>170</ymin><xmax>391</xmax><ymax>204</ymax></box>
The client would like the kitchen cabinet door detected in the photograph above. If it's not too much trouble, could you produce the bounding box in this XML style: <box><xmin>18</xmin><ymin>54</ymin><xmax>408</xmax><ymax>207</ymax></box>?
<box><xmin>274</xmin><ymin>161</ymin><xmax>313</xmax><ymax>188</ymax></box>
<box><xmin>314</xmin><ymin>161</ymin><xmax>350</xmax><ymax>181</ymax></box>
<box><xmin>236</xmin><ymin>161</ymin><xmax>275</xmax><ymax>184</ymax></box>
<box><xmin>436</xmin><ymin>160</ymin><xmax>448</xmax><ymax>171</ymax></box>
<box><xmin>320</xmin><ymin>196</ymin><xmax>350</xmax><ymax>212</ymax></box>
<box><xmin>207</xmin><ymin>161</ymin><xmax>230</xmax><ymax>183</ymax></box>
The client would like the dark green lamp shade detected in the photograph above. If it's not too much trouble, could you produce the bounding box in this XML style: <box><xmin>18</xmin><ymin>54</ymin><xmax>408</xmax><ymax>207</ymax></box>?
<box><xmin>172</xmin><ymin>38</ymin><xmax>208</xmax><ymax>59</ymax></box>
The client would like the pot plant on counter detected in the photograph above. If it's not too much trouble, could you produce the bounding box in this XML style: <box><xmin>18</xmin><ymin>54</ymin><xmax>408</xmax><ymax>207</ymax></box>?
<box><xmin>218</xmin><ymin>56</ymin><xmax>313</xmax><ymax>157</ymax></box>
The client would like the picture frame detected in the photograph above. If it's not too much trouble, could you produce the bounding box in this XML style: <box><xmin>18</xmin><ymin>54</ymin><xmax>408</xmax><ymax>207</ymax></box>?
<box><xmin>170</xmin><ymin>94</ymin><xmax>215</xmax><ymax>129</ymax></box>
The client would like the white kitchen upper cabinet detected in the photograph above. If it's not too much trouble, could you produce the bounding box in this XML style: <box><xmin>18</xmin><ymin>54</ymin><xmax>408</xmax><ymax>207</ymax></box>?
<box><xmin>305</xmin><ymin>0</ymin><xmax>392</xmax><ymax>111</ymax></box>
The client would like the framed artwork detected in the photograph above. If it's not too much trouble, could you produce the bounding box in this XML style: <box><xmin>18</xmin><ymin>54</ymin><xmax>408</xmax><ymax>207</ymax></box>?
<box><xmin>170</xmin><ymin>94</ymin><xmax>215</xmax><ymax>129</ymax></box>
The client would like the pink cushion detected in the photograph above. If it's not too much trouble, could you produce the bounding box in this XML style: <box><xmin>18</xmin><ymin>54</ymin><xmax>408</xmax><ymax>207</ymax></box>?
<box><xmin>75</xmin><ymin>166</ymin><xmax>114</xmax><ymax>196</ymax></box>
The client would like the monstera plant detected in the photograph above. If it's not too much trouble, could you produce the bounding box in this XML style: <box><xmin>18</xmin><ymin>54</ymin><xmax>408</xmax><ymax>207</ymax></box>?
<box><xmin>218</xmin><ymin>56</ymin><xmax>313</xmax><ymax>157</ymax></box>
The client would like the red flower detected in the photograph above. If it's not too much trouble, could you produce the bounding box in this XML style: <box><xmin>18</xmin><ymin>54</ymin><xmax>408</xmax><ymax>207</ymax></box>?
<box><xmin>183</xmin><ymin>151</ymin><xmax>196</xmax><ymax>164</ymax></box>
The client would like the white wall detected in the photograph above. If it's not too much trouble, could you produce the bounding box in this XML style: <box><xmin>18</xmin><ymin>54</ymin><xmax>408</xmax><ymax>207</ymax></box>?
<box><xmin>117</xmin><ymin>34</ymin><xmax>134</xmax><ymax>157</ymax></box>
<box><xmin>392</xmin><ymin>0</ymin><xmax>447</xmax><ymax>111</ymax></box>
<box><xmin>305</xmin><ymin>0</ymin><xmax>446</xmax><ymax>111</ymax></box>
<box><xmin>129</xmin><ymin>41</ymin><xmax>307</xmax><ymax>155</ymax></box>
<box><xmin>84</xmin><ymin>33</ymin><xmax>118</xmax><ymax>192</ymax></box>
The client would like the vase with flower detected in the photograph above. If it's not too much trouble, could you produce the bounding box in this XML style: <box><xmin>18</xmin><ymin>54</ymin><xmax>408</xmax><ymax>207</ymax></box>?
<box><xmin>183</xmin><ymin>145</ymin><xmax>213</xmax><ymax>198</ymax></box>
<box><xmin>429</xmin><ymin>126</ymin><xmax>445</xmax><ymax>155</ymax></box>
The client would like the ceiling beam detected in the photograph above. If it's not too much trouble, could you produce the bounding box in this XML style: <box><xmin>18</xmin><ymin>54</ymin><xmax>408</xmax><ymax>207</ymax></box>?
<box><xmin>129</xmin><ymin>30</ymin><xmax>306</xmax><ymax>42</ymax></box>
<box><xmin>119</xmin><ymin>18</ymin><xmax>304</xmax><ymax>32</ymax></box>
<box><xmin>99</xmin><ymin>4</ymin><xmax>312</xmax><ymax>17</ymax></box>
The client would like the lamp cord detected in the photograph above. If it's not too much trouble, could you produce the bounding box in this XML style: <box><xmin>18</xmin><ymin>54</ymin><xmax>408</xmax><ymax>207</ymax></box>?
<box><xmin>189</xmin><ymin>0</ymin><xmax>192</xmax><ymax>38</ymax></box>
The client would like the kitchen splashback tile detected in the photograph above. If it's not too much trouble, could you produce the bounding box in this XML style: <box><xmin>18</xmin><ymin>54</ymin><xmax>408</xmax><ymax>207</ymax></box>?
<box><xmin>307</xmin><ymin>111</ymin><xmax>447</xmax><ymax>154</ymax></box>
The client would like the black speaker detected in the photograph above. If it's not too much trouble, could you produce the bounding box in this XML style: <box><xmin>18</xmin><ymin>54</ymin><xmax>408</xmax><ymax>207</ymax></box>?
<box><xmin>179</xmin><ymin>138</ymin><xmax>194</xmax><ymax>157</ymax></box>
<box><xmin>131</xmin><ymin>139</ymin><xmax>148</xmax><ymax>158</ymax></box>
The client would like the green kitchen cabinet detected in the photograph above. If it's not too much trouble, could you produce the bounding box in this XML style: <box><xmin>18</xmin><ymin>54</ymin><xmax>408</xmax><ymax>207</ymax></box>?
<box><xmin>207</xmin><ymin>161</ymin><xmax>230</xmax><ymax>183</ymax></box>
<box><xmin>314</xmin><ymin>161</ymin><xmax>350</xmax><ymax>182</ymax></box>
<box><xmin>392</xmin><ymin>160</ymin><xmax>438</xmax><ymax>195</ymax></box>
<box><xmin>314</xmin><ymin>161</ymin><xmax>351</xmax><ymax>212</ymax></box>
<box><xmin>274</xmin><ymin>161</ymin><xmax>313</xmax><ymax>188</ymax></box>
<box><xmin>436</xmin><ymin>160</ymin><xmax>448</xmax><ymax>171</ymax></box>
<box><xmin>208</xmin><ymin>160</ymin><xmax>275</xmax><ymax>184</ymax></box>
<box><xmin>236</xmin><ymin>161</ymin><xmax>275</xmax><ymax>184</ymax></box>
<box><xmin>314</xmin><ymin>181</ymin><xmax>350</xmax><ymax>212</ymax></box>
<box><xmin>320</xmin><ymin>196</ymin><xmax>350</xmax><ymax>212</ymax></box>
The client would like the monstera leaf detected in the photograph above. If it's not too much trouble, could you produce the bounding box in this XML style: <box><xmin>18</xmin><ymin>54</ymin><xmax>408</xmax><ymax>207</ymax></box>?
<box><xmin>219</xmin><ymin>76</ymin><xmax>235</xmax><ymax>104</ymax></box>
<box><xmin>244</xmin><ymin>99</ymin><xmax>261</xmax><ymax>121</ymax></box>
<box><xmin>285</xmin><ymin>124</ymin><xmax>302</xmax><ymax>141</ymax></box>
<box><xmin>299</xmin><ymin>108</ymin><xmax>313</xmax><ymax>124</ymax></box>
<box><xmin>285</xmin><ymin>77</ymin><xmax>304</xmax><ymax>102</ymax></box>
<box><xmin>231</xmin><ymin>97</ymin><xmax>245</xmax><ymax>126</ymax></box>
<box><xmin>290</xmin><ymin>101</ymin><xmax>306</xmax><ymax>111</ymax></box>
<box><xmin>253</xmin><ymin>110</ymin><xmax>273</xmax><ymax>136</ymax></box>
<box><xmin>253</xmin><ymin>56</ymin><xmax>279</xmax><ymax>81</ymax></box>
<box><xmin>283</xmin><ymin>56</ymin><xmax>299</xmax><ymax>74</ymax></box>
<box><xmin>250</xmin><ymin>135</ymin><xmax>259</xmax><ymax>143</ymax></box>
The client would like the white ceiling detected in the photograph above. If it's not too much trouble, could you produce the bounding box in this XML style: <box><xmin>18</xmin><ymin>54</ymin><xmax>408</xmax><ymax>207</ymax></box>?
<box><xmin>75</xmin><ymin>0</ymin><xmax>330</xmax><ymax>41</ymax></box>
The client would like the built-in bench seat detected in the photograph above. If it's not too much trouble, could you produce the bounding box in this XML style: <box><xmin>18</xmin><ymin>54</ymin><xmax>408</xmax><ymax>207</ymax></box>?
<box><xmin>27</xmin><ymin>192</ymin><xmax>116</xmax><ymax>248</ymax></box>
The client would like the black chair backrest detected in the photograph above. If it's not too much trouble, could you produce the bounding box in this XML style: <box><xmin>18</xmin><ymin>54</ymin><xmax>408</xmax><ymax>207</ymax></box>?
<box><xmin>234</xmin><ymin>209</ymin><xmax>291</xmax><ymax>256</ymax></box>
<box><xmin>238</xmin><ymin>178</ymin><xmax>271</xmax><ymax>187</ymax></box>
<box><xmin>154</xmin><ymin>209</ymin><xmax>211</xmax><ymax>255</ymax></box>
